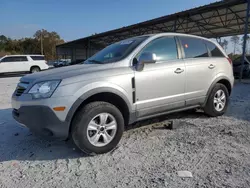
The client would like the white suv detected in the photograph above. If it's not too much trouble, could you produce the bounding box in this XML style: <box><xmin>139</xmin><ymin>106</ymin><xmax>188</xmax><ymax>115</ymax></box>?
<box><xmin>0</xmin><ymin>55</ymin><xmax>49</xmax><ymax>74</ymax></box>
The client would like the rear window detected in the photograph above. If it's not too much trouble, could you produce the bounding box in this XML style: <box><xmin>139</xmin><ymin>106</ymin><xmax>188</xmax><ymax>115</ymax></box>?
<box><xmin>19</xmin><ymin>56</ymin><xmax>28</xmax><ymax>61</ymax></box>
<box><xmin>179</xmin><ymin>37</ymin><xmax>209</xmax><ymax>59</ymax></box>
<box><xmin>30</xmin><ymin>56</ymin><xmax>45</xmax><ymax>61</ymax></box>
<box><xmin>205</xmin><ymin>41</ymin><xmax>225</xmax><ymax>57</ymax></box>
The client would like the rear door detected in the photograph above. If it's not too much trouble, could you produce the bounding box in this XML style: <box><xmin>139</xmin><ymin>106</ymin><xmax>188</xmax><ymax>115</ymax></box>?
<box><xmin>178</xmin><ymin>36</ymin><xmax>217</xmax><ymax>106</ymax></box>
<box><xmin>17</xmin><ymin>56</ymin><xmax>30</xmax><ymax>71</ymax></box>
<box><xmin>205</xmin><ymin>41</ymin><xmax>233</xmax><ymax>80</ymax></box>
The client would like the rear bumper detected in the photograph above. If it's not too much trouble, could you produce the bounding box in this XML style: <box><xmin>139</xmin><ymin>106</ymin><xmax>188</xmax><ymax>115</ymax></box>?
<box><xmin>12</xmin><ymin>106</ymin><xmax>69</xmax><ymax>140</ymax></box>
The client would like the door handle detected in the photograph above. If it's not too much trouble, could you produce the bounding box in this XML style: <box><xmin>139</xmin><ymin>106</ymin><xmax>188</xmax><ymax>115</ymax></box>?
<box><xmin>208</xmin><ymin>64</ymin><xmax>215</xmax><ymax>69</ymax></box>
<box><xmin>174</xmin><ymin>68</ymin><xmax>184</xmax><ymax>74</ymax></box>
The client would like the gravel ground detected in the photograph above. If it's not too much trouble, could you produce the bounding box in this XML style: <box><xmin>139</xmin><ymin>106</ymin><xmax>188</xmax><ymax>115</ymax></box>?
<box><xmin>0</xmin><ymin>75</ymin><xmax>250</xmax><ymax>188</ymax></box>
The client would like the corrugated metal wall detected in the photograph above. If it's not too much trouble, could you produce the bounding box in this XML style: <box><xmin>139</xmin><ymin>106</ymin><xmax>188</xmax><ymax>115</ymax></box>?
<box><xmin>56</xmin><ymin>46</ymin><xmax>102</xmax><ymax>61</ymax></box>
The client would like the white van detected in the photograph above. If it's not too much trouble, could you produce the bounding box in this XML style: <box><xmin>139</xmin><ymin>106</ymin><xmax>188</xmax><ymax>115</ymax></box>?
<box><xmin>0</xmin><ymin>55</ymin><xmax>49</xmax><ymax>74</ymax></box>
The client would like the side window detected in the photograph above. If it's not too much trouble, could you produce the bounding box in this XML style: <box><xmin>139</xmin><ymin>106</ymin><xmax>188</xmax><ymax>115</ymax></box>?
<box><xmin>180</xmin><ymin>37</ymin><xmax>209</xmax><ymax>58</ymax></box>
<box><xmin>205</xmin><ymin>41</ymin><xmax>225</xmax><ymax>57</ymax></box>
<box><xmin>138</xmin><ymin>37</ymin><xmax>178</xmax><ymax>62</ymax></box>
<box><xmin>18</xmin><ymin>56</ymin><xmax>28</xmax><ymax>61</ymax></box>
<box><xmin>1</xmin><ymin>56</ymin><xmax>28</xmax><ymax>62</ymax></box>
<box><xmin>1</xmin><ymin>57</ymin><xmax>16</xmax><ymax>62</ymax></box>
<box><xmin>30</xmin><ymin>56</ymin><xmax>44</xmax><ymax>60</ymax></box>
<box><xmin>1</xmin><ymin>57</ymin><xmax>8</xmax><ymax>62</ymax></box>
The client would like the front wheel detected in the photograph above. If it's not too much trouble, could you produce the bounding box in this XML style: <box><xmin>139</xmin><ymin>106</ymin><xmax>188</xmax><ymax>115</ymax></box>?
<box><xmin>71</xmin><ymin>101</ymin><xmax>124</xmax><ymax>155</ymax></box>
<box><xmin>204</xmin><ymin>83</ymin><xmax>229</xmax><ymax>117</ymax></box>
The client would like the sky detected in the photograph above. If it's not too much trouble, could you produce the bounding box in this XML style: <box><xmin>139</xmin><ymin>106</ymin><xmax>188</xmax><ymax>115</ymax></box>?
<box><xmin>1</xmin><ymin>0</ymin><xmax>219</xmax><ymax>40</ymax></box>
<box><xmin>0</xmin><ymin>0</ymin><xmax>243</xmax><ymax>53</ymax></box>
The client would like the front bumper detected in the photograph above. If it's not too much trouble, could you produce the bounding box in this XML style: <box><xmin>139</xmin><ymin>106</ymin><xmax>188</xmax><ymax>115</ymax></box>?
<box><xmin>12</xmin><ymin>105</ymin><xmax>69</xmax><ymax>140</ymax></box>
<box><xmin>11</xmin><ymin>93</ymin><xmax>75</xmax><ymax>140</ymax></box>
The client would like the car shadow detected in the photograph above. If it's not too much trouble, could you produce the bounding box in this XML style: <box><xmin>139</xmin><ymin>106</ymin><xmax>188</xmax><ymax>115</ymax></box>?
<box><xmin>125</xmin><ymin>109</ymin><xmax>206</xmax><ymax>131</ymax></box>
<box><xmin>0</xmin><ymin>108</ymin><xmax>86</xmax><ymax>162</ymax></box>
<box><xmin>0</xmin><ymin>108</ymin><xmax>206</xmax><ymax>163</ymax></box>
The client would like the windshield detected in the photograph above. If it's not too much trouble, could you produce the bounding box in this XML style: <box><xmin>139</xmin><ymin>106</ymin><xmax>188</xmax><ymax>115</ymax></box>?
<box><xmin>85</xmin><ymin>36</ymin><xmax>149</xmax><ymax>64</ymax></box>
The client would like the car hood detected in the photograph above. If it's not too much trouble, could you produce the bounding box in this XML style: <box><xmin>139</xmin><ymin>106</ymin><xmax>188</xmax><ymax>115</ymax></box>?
<box><xmin>20</xmin><ymin>63</ymin><xmax>123</xmax><ymax>83</ymax></box>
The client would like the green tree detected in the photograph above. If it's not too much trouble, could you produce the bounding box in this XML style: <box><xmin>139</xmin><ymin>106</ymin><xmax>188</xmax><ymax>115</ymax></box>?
<box><xmin>0</xmin><ymin>35</ymin><xmax>8</xmax><ymax>51</ymax></box>
<box><xmin>34</xmin><ymin>29</ymin><xmax>64</xmax><ymax>59</ymax></box>
<box><xmin>4</xmin><ymin>39</ymin><xmax>22</xmax><ymax>54</ymax></box>
<box><xmin>0</xmin><ymin>30</ymin><xmax>64</xmax><ymax>59</ymax></box>
<box><xmin>20</xmin><ymin>38</ymin><xmax>40</xmax><ymax>54</ymax></box>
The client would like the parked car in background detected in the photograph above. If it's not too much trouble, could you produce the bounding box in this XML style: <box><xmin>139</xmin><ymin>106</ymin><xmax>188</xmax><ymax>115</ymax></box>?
<box><xmin>69</xmin><ymin>59</ymin><xmax>85</xmax><ymax>66</ymax></box>
<box><xmin>53</xmin><ymin>60</ymin><xmax>71</xmax><ymax>67</ymax></box>
<box><xmin>233</xmin><ymin>55</ymin><xmax>250</xmax><ymax>78</ymax></box>
<box><xmin>47</xmin><ymin>60</ymin><xmax>56</xmax><ymax>69</ymax></box>
<box><xmin>0</xmin><ymin>55</ymin><xmax>49</xmax><ymax>74</ymax></box>
<box><xmin>53</xmin><ymin>59</ymin><xmax>84</xmax><ymax>67</ymax></box>
<box><xmin>12</xmin><ymin>33</ymin><xmax>234</xmax><ymax>155</ymax></box>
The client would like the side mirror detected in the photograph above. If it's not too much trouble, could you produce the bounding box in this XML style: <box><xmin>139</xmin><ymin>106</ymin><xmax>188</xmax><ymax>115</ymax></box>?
<box><xmin>136</xmin><ymin>52</ymin><xmax>156</xmax><ymax>71</ymax></box>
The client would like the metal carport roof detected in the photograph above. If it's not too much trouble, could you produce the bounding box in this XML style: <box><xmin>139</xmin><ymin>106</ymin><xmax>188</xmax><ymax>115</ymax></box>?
<box><xmin>57</xmin><ymin>0</ymin><xmax>249</xmax><ymax>50</ymax></box>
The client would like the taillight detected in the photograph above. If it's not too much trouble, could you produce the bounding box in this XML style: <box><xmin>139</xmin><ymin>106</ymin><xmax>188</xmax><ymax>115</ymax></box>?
<box><xmin>227</xmin><ymin>57</ymin><xmax>232</xmax><ymax>65</ymax></box>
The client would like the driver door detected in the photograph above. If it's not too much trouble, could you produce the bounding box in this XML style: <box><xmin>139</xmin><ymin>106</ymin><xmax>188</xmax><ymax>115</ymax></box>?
<box><xmin>134</xmin><ymin>36</ymin><xmax>186</xmax><ymax>118</ymax></box>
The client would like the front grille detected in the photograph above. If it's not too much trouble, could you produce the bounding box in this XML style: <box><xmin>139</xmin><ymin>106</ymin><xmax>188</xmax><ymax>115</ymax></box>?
<box><xmin>16</xmin><ymin>87</ymin><xmax>26</xmax><ymax>96</ymax></box>
<box><xmin>15</xmin><ymin>82</ymin><xmax>29</xmax><ymax>96</ymax></box>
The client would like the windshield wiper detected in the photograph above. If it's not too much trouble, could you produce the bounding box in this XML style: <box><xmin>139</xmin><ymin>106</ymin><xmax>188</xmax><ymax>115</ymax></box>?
<box><xmin>87</xmin><ymin>59</ymin><xmax>103</xmax><ymax>64</ymax></box>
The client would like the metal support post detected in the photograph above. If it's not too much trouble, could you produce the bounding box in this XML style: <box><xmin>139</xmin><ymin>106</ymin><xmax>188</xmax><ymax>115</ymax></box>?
<box><xmin>240</xmin><ymin>0</ymin><xmax>250</xmax><ymax>81</ymax></box>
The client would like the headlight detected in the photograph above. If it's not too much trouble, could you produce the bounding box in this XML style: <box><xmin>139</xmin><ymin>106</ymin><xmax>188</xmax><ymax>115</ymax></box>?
<box><xmin>28</xmin><ymin>80</ymin><xmax>61</xmax><ymax>99</ymax></box>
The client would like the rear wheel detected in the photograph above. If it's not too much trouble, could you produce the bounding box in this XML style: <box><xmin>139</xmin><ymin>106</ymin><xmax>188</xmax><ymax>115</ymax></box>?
<box><xmin>71</xmin><ymin>101</ymin><xmax>124</xmax><ymax>155</ymax></box>
<box><xmin>204</xmin><ymin>83</ymin><xmax>229</xmax><ymax>117</ymax></box>
<box><xmin>30</xmin><ymin>67</ymin><xmax>40</xmax><ymax>73</ymax></box>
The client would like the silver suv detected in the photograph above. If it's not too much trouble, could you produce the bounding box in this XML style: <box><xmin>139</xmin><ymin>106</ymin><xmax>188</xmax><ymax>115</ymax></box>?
<box><xmin>12</xmin><ymin>33</ymin><xmax>234</xmax><ymax>154</ymax></box>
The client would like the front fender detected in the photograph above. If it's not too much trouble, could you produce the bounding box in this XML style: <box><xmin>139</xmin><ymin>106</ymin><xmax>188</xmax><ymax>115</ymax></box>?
<box><xmin>65</xmin><ymin>82</ymin><xmax>132</xmax><ymax>123</ymax></box>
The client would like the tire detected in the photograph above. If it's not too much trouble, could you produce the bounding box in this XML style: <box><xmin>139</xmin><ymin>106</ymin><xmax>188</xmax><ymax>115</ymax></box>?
<box><xmin>71</xmin><ymin>101</ymin><xmax>124</xmax><ymax>155</ymax></box>
<box><xmin>204</xmin><ymin>83</ymin><xmax>229</xmax><ymax>117</ymax></box>
<box><xmin>30</xmin><ymin>67</ymin><xmax>40</xmax><ymax>73</ymax></box>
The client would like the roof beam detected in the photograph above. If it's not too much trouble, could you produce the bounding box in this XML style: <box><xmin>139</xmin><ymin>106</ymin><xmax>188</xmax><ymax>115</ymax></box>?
<box><xmin>227</xmin><ymin>7</ymin><xmax>246</xmax><ymax>24</ymax></box>
<box><xmin>57</xmin><ymin>0</ymin><xmax>248</xmax><ymax>49</ymax></box>
<box><xmin>187</xmin><ymin>16</ymin><xmax>216</xmax><ymax>37</ymax></box>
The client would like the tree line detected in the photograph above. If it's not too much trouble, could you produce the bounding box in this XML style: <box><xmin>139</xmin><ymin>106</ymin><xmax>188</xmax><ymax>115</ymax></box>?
<box><xmin>0</xmin><ymin>30</ymin><xmax>249</xmax><ymax>60</ymax></box>
<box><xmin>219</xmin><ymin>35</ymin><xmax>250</xmax><ymax>57</ymax></box>
<box><xmin>0</xmin><ymin>29</ymin><xmax>64</xmax><ymax>60</ymax></box>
